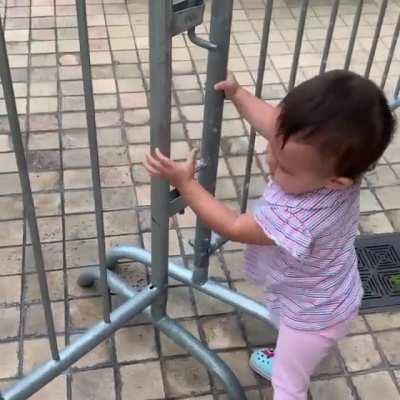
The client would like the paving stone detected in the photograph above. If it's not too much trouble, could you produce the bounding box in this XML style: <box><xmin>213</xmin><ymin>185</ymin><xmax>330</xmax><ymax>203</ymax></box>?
<box><xmin>26</xmin><ymin>216</ymin><xmax>62</xmax><ymax>243</ymax></box>
<box><xmin>104</xmin><ymin>210</ymin><xmax>138</xmax><ymax>235</ymax></box>
<box><xmin>375</xmin><ymin>186</ymin><xmax>400</xmax><ymax>210</ymax></box>
<box><xmin>194</xmin><ymin>288</ymin><xmax>235</xmax><ymax>316</ymax></box>
<box><xmin>99</xmin><ymin>146</ymin><xmax>129</xmax><ymax>166</ymax></box>
<box><xmin>201</xmin><ymin>315</ymin><xmax>246</xmax><ymax>350</ymax></box>
<box><xmin>30</xmin><ymin>81</ymin><xmax>57</xmax><ymax>96</ymax></box>
<box><xmin>166</xmin><ymin>286</ymin><xmax>196</xmax><ymax>319</ymax></box>
<box><xmin>69</xmin><ymin>297</ymin><xmax>103</xmax><ymax>330</ymax></box>
<box><xmin>366</xmin><ymin>311</ymin><xmax>400</xmax><ymax>331</ymax></box>
<box><xmin>0</xmin><ymin>195</ymin><xmax>23</xmax><ymax>220</ymax></box>
<box><xmin>0</xmin><ymin>342</ymin><xmax>18</xmax><ymax>379</ymax></box>
<box><xmin>0</xmin><ymin>307</ymin><xmax>20</xmax><ymax>339</ymax></box>
<box><xmin>164</xmin><ymin>357</ymin><xmax>210</xmax><ymax>397</ymax></box>
<box><xmin>25</xmin><ymin>242</ymin><xmax>63</xmax><ymax>272</ymax></box>
<box><xmin>375</xmin><ymin>331</ymin><xmax>400</xmax><ymax>366</ymax></box>
<box><xmin>386</xmin><ymin>210</ymin><xmax>400</xmax><ymax>231</ymax></box>
<box><xmin>24</xmin><ymin>301</ymin><xmax>65</xmax><ymax>335</ymax></box>
<box><xmin>160</xmin><ymin>319</ymin><xmax>200</xmax><ymax>357</ymax></box>
<box><xmin>63</xmin><ymin>149</ymin><xmax>91</xmax><ymax>168</ymax></box>
<box><xmin>71</xmin><ymin>334</ymin><xmax>112</xmax><ymax>369</ymax></box>
<box><xmin>359</xmin><ymin>212</ymin><xmax>394</xmax><ymax>234</ymax></box>
<box><xmin>115</xmin><ymin>325</ymin><xmax>158</xmax><ymax>362</ymax></box>
<box><xmin>24</xmin><ymin>270</ymin><xmax>64</xmax><ymax>303</ymax></box>
<box><xmin>29</xmin><ymin>171</ymin><xmax>60</xmax><ymax>191</ymax></box>
<box><xmin>66</xmin><ymin>238</ymin><xmax>99</xmax><ymax>268</ymax></box>
<box><xmin>29</xmin><ymin>132</ymin><xmax>59</xmax><ymax>150</ymax></box>
<box><xmin>72</xmin><ymin>369</ymin><xmax>115</xmax><ymax>400</ymax></box>
<box><xmin>120</xmin><ymin>362</ymin><xmax>164</xmax><ymax>400</ymax></box>
<box><xmin>215</xmin><ymin>350</ymin><xmax>258</xmax><ymax>389</ymax></box>
<box><xmin>338</xmin><ymin>334</ymin><xmax>382</xmax><ymax>372</ymax></box>
<box><xmin>30</xmin><ymin>376</ymin><xmax>67</xmax><ymax>400</ymax></box>
<box><xmin>365</xmin><ymin>166</ymin><xmax>399</xmax><ymax>187</ymax></box>
<box><xmin>100</xmin><ymin>166</ymin><xmax>132</xmax><ymax>187</ymax></box>
<box><xmin>0</xmin><ymin>220</ymin><xmax>24</xmax><ymax>247</ymax></box>
<box><xmin>310</xmin><ymin>377</ymin><xmax>353</xmax><ymax>400</ymax></box>
<box><xmin>352</xmin><ymin>371</ymin><xmax>400</xmax><ymax>400</ymax></box>
<box><xmin>65</xmin><ymin>190</ymin><xmax>94</xmax><ymax>214</ymax></box>
<box><xmin>0</xmin><ymin>152</ymin><xmax>17</xmax><ymax>173</ymax></box>
<box><xmin>23</xmin><ymin>337</ymin><xmax>63</xmax><ymax>373</ymax></box>
<box><xmin>28</xmin><ymin>150</ymin><xmax>61</xmax><ymax>171</ymax></box>
<box><xmin>360</xmin><ymin>189</ymin><xmax>382</xmax><ymax>212</ymax></box>
<box><xmin>348</xmin><ymin>315</ymin><xmax>369</xmax><ymax>334</ymax></box>
<box><xmin>30</xmin><ymin>114</ymin><xmax>59</xmax><ymax>131</ymax></box>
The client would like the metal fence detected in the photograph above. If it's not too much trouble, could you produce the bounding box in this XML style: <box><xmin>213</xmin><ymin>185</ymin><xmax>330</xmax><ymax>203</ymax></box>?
<box><xmin>0</xmin><ymin>0</ymin><xmax>399</xmax><ymax>399</ymax></box>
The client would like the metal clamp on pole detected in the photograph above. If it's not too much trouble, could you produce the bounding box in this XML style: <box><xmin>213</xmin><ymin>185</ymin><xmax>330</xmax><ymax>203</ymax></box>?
<box><xmin>171</xmin><ymin>0</ymin><xmax>217</xmax><ymax>50</ymax></box>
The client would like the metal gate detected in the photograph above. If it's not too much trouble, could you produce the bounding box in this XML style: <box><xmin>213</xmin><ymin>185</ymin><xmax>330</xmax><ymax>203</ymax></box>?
<box><xmin>0</xmin><ymin>0</ymin><xmax>399</xmax><ymax>399</ymax></box>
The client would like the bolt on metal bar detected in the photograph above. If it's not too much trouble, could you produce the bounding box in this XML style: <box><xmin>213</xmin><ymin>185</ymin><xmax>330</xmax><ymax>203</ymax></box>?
<box><xmin>364</xmin><ymin>0</ymin><xmax>388</xmax><ymax>79</ymax></box>
<box><xmin>380</xmin><ymin>14</ymin><xmax>400</xmax><ymax>89</ymax></box>
<box><xmin>319</xmin><ymin>0</ymin><xmax>340</xmax><ymax>75</ymax></box>
<box><xmin>149</xmin><ymin>0</ymin><xmax>173</xmax><ymax>320</ymax></box>
<box><xmin>192</xmin><ymin>0</ymin><xmax>234</xmax><ymax>285</ymax></box>
<box><xmin>0</xmin><ymin>18</ymin><xmax>59</xmax><ymax>361</ymax></box>
<box><xmin>288</xmin><ymin>0</ymin><xmax>309</xmax><ymax>91</ymax></box>
<box><xmin>76</xmin><ymin>0</ymin><xmax>110</xmax><ymax>323</ymax></box>
<box><xmin>344</xmin><ymin>0</ymin><xmax>364</xmax><ymax>70</ymax></box>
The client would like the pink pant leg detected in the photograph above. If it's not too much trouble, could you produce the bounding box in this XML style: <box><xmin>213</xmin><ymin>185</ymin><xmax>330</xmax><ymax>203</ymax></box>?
<box><xmin>272</xmin><ymin>318</ymin><xmax>354</xmax><ymax>400</ymax></box>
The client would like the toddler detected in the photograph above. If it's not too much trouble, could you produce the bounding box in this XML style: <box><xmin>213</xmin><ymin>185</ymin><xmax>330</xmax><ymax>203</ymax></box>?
<box><xmin>144</xmin><ymin>70</ymin><xmax>396</xmax><ymax>400</ymax></box>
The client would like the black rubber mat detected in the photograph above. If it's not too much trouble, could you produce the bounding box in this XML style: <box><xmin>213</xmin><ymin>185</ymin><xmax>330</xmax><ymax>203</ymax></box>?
<box><xmin>356</xmin><ymin>233</ymin><xmax>400</xmax><ymax>313</ymax></box>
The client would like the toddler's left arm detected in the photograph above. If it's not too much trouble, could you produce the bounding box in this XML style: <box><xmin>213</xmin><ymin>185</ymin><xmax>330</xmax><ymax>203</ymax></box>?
<box><xmin>144</xmin><ymin>149</ymin><xmax>275</xmax><ymax>246</ymax></box>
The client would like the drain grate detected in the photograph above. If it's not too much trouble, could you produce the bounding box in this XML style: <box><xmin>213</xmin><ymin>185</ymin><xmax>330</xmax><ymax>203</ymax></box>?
<box><xmin>356</xmin><ymin>233</ymin><xmax>400</xmax><ymax>313</ymax></box>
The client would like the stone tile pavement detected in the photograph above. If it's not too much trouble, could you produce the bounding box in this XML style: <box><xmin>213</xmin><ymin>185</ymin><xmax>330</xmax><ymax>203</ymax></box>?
<box><xmin>0</xmin><ymin>0</ymin><xmax>400</xmax><ymax>398</ymax></box>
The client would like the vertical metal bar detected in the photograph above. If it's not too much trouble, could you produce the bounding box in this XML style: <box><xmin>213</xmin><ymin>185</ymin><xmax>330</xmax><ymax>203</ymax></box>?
<box><xmin>0</xmin><ymin>19</ymin><xmax>59</xmax><ymax>360</ymax></box>
<box><xmin>395</xmin><ymin>76</ymin><xmax>400</xmax><ymax>98</ymax></box>
<box><xmin>192</xmin><ymin>0</ymin><xmax>234</xmax><ymax>285</ymax></box>
<box><xmin>380</xmin><ymin>14</ymin><xmax>400</xmax><ymax>89</ymax></box>
<box><xmin>344</xmin><ymin>0</ymin><xmax>364</xmax><ymax>70</ymax></box>
<box><xmin>364</xmin><ymin>0</ymin><xmax>388</xmax><ymax>79</ymax></box>
<box><xmin>288</xmin><ymin>0</ymin><xmax>309</xmax><ymax>91</ymax></box>
<box><xmin>149</xmin><ymin>0</ymin><xmax>173</xmax><ymax>319</ymax></box>
<box><xmin>239</xmin><ymin>0</ymin><xmax>274</xmax><ymax>215</ymax></box>
<box><xmin>319</xmin><ymin>0</ymin><xmax>341</xmax><ymax>74</ymax></box>
<box><xmin>76</xmin><ymin>0</ymin><xmax>110</xmax><ymax>322</ymax></box>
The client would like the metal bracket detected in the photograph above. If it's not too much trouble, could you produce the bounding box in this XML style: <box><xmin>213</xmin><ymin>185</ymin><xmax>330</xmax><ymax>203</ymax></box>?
<box><xmin>172</xmin><ymin>0</ymin><xmax>205</xmax><ymax>36</ymax></box>
<box><xmin>171</xmin><ymin>0</ymin><xmax>217</xmax><ymax>50</ymax></box>
<box><xmin>168</xmin><ymin>159</ymin><xmax>207</xmax><ymax>217</ymax></box>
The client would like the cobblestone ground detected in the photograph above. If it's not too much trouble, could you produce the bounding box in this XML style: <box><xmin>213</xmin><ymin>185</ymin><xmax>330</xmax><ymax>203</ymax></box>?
<box><xmin>0</xmin><ymin>0</ymin><xmax>400</xmax><ymax>399</ymax></box>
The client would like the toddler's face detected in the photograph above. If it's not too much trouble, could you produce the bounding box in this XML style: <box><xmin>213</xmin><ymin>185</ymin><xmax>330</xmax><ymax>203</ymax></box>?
<box><xmin>266</xmin><ymin>132</ymin><xmax>342</xmax><ymax>195</ymax></box>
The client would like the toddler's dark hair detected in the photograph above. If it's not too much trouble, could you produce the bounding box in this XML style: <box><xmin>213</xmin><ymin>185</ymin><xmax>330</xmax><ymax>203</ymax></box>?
<box><xmin>278</xmin><ymin>70</ymin><xmax>396</xmax><ymax>179</ymax></box>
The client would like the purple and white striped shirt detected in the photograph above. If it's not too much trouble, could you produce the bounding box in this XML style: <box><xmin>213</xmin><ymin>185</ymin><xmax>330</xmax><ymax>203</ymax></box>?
<box><xmin>245</xmin><ymin>180</ymin><xmax>363</xmax><ymax>331</ymax></box>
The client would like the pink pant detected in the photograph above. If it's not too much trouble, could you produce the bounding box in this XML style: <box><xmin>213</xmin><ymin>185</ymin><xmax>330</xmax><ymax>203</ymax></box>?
<box><xmin>272</xmin><ymin>316</ymin><xmax>355</xmax><ymax>400</ymax></box>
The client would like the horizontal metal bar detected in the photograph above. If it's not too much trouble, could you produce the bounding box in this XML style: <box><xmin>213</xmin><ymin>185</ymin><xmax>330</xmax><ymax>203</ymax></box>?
<box><xmin>105</xmin><ymin>245</ymin><xmax>276</xmax><ymax>326</ymax></box>
<box><xmin>1</xmin><ymin>284</ymin><xmax>159</xmax><ymax>400</ymax></box>
<box><xmin>83</xmin><ymin>268</ymin><xmax>247</xmax><ymax>400</ymax></box>
<box><xmin>155</xmin><ymin>317</ymin><xmax>246</xmax><ymax>400</ymax></box>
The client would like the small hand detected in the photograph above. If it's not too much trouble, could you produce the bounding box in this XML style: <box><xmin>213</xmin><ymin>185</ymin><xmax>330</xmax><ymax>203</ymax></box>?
<box><xmin>214</xmin><ymin>72</ymin><xmax>239</xmax><ymax>99</ymax></box>
<box><xmin>144</xmin><ymin>148</ymin><xmax>198</xmax><ymax>189</ymax></box>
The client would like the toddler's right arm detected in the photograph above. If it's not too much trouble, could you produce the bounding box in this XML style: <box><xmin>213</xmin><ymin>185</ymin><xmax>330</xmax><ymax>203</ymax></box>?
<box><xmin>215</xmin><ymin>73</ymin><xmax>280</xmax><ymax>141</ymax></box>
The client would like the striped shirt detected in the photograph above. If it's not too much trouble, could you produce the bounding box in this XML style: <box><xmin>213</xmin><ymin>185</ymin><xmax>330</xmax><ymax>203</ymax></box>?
<box><xmin>245</xmin><ymin>180</ymin><xmax>363</xmax><ymax>331</ymax></box>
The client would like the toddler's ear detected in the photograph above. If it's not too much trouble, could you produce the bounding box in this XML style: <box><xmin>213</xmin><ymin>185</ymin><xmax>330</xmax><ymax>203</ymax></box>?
<box><xmin>325</xmin><ymin>176</ymin><xmax>354</xmax><ymax>190</ymax></box>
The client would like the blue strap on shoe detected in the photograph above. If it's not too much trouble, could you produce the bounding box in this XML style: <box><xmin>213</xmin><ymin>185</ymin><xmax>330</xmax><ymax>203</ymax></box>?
<box><xmin>249</xmin><ymin>348</ymin><xmax>274</xmax><ymax>380</ymax></box>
